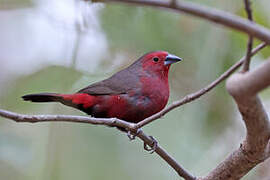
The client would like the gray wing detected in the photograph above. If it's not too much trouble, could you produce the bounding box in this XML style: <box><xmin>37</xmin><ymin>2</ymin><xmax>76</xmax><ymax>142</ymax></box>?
<box><xmin>78</xmin><ymin>65</ymin><xmax>141</xmax><ymax>95</ymax></box>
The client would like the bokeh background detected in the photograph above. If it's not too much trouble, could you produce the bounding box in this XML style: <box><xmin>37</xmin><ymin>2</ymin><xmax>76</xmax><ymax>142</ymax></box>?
<box><xmin>1</xmin><ymin>0</ymin><xmax>270</xmax><ymax>179</ymax></box>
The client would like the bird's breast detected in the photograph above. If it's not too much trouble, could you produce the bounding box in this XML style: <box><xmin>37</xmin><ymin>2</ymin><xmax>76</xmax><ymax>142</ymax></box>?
<box><xmin>80</xmin><ymin>76</ymin><xmax>170</xmax><ymax>123</ymax></box>
<box><xmin>140</xmin><ymin>76</ymin><xmax>170</xmax><ymax>103</ymax></box>
<box><xmin>139</xmin><ymin>76</ymin><xmax>170</xmax><ymax>113</ymax></box>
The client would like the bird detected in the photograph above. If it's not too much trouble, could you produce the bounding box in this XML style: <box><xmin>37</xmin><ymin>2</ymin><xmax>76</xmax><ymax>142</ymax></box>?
<box><xmin>22</xmin><ymin>51</ymin><xmax>182</xmax><ymax>127</ymax></box>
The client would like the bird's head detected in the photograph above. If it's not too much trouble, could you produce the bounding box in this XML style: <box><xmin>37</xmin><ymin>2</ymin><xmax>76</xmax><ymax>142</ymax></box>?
<box><xmin>138</xmin><ymin>51</ymin><xmax>182</xmax><ymax>77</ymax></box>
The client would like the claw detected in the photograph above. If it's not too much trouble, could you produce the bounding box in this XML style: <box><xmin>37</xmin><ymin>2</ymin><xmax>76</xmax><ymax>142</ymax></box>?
<box><xmin>127</xmin><ymin>131</ymin><xmax>136</xmax><ymax>140</ymax></box>
<box><xmin>144</xmin><ymin>136</ymin><xmax>158</xmax><ymax>154</ymax></box>
<box><xmin>127</xmin><ymin>129</ymin><xmax>142</xmax><ymax>141</ymax></box>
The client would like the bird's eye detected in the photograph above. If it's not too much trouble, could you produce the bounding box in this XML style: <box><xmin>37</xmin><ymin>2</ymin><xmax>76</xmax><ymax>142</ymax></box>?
<box><xmin>153</xmin><ymin>57</ymin><xmax>159</xmax><ymax>62</ymax></box>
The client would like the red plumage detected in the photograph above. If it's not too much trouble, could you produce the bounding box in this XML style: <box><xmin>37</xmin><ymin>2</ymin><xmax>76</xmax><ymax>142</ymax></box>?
<box><xmin>22</xmin><ymin>51</ymin><xmax>182</xmax><ymax>124</ymax></box>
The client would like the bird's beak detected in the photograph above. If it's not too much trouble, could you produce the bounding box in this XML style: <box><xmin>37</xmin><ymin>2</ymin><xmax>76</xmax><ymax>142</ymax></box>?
<box><xmin>164</xmin><ymin>54</ymin><xmax>182</xmax><ymax>66</ymax></box>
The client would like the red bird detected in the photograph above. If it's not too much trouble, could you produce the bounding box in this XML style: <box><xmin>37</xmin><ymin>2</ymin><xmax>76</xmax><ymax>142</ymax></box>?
<box><xmin>22</xmin><ymin>51</ymin><xmax>181</xmax><ymax>125</ymax></box>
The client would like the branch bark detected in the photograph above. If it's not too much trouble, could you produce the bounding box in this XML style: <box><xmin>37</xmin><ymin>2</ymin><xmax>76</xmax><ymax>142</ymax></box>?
<box><xmin>242</xmin><ymin>0</ymin><xmax>254</xmax><ymax>72</ymax></box>
<box><xmin>0</xmin><ymin>109</ymin><xmax>195</xmax><ymax>180</ymax></box>
<box><xmin>201</xmin><ymin>59</ymin><xmax>270</xmax><ymax>180</ymax></box>
<box><xmin>137</xmin><ymin>131</ymin><xmax>196</xmax><ymax>180</ymax></box>
<box><xmin>93</xmin><ymin>0</ymin><xmax>270</xmax><ymax>44</ymax></box>
<box><xmin>0</xmin><ymin>109</ymin><xmax>134</xmax><ymax>128</ymax></box>
<box><xmin>227</xmin><ymin>58</ymin><xmax>270</xmax><ymax>98</ymax></box>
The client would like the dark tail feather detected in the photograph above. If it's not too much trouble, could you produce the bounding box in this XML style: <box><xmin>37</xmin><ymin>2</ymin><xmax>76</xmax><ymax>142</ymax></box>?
<box><xmin>22</xmin><ymin>93</ymin><xmax>61</xmax><ymax>102</ymax></box>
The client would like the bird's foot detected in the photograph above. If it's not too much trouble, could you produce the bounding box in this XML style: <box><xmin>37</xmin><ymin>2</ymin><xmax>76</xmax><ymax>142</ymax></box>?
<box><xmin>144</xmin><ymin>136</ymin><xmax>158</xmax><ymax>154</ymax></box>
<box><xmin>127</xmin><ymin>129</ymin><xmax>142</xmax><ymax>141</ymax></box>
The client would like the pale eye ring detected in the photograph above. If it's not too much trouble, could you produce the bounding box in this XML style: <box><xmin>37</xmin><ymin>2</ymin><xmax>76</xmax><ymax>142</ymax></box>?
<box><xmin>153</xmin><ymin>57</ymin><xmax>159</xmax><ymax>62</ymax></box>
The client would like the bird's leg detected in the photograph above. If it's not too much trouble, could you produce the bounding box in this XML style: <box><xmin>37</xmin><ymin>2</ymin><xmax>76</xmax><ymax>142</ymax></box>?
<box><xmin>127</xmin><ymin>129</ymin><xmax>142</xmax><ymax>141</ymax></box>
<box><xmin>144</xmin><ymin>136</ymin><xmax>158</xmax><ymax>154</ymax></box>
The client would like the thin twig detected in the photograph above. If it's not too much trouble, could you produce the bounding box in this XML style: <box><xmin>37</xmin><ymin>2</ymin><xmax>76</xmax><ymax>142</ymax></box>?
<box><xmin>0</xmin><ymin>109</ymin><xmax>135</xmax><ymax>129</ymax></box>
<box><xmin>242</xmin><ymin>0</ymin><xmax>254</xmax><ymax>72</ymax></box>
<box><xmin>93</xmin><ymin>0</ymin><xmax>270</xmax><ymax>44</ymax></box>
<box><xmin>242</xmin><ymin>37</ymin><xmax>253</xmax><ymax>72</ymax></box>
<box><xmin>0</xmin><ymin>109</ymin><xmax>195</xmax><ymax>180</ymax></box>
<box><xmin>244</xmin><ymin>0</ymin><xmax>253</xmax><ymax>21</ymax></box>
<box><xmin>137</xmin><ymin>131</ymin><xmax>196</xmax><ymax>180</ymax></box>
<box><xmin>135</xmin><ymin>42</ymin><xmax>267</xmax><ymax>128</ymax></box>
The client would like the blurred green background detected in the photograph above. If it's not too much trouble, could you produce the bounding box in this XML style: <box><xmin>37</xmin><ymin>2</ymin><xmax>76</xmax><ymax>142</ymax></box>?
<box><xmin>0</xmin><ymin>0</ymin><xmax>270</xmax><ymax>179</ymax></box>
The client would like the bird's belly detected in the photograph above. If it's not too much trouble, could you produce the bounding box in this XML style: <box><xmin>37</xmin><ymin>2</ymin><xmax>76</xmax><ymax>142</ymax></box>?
<box><xmin>90</xmin><ymin>93</ymin><xmax>167</xmax><ymax>123</ymax></box>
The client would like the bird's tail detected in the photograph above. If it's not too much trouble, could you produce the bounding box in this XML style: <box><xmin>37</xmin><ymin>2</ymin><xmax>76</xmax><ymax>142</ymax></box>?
<box><xmin>22</xmin><ymin>93</ymin><xmax>96</xmax><ymax>113</ymax></box>
<box><xmin>22</xmin><ymin>93</ymin><xmax>62</xmax><ymax>102</ymax></box>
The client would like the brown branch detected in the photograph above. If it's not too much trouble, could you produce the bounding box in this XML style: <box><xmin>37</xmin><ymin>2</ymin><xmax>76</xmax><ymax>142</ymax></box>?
<box><xmin>92</xmin><ymin>0</ymin><xmax>270</xmax><ymax>44</ymax></box>
<box><xmin>137</xmin><ymin>131</ymin><xmax>196</xmax><ymax>180</ymax></box>
<box><xmin>242</xmin><ymin>0</ymin><xmax>254</xmax><ymax>72</ymax></box>
<box><xmin>227</xmin><ymin>57</ymin><xmax>270</xmax><ymax>100</ymax></box>
<box><xmin>0</xmin><ymin>109</ymin><xmax>135</xmax><ymax>128</ymax></box>
<box><xmin>201</xmin><ymin>58</ymin><xmax>270</xmax><ymax>179</ymax></box>
<box><xmin>202</xmin><ymin>96</ymin><xmax>270</xmax><ymax>179</ymax></box>
<box><xmin>135</xmin><ymin>42</ymin><xmax>267</xmax><ymax>128</ymax></box>
<box><xmin>242</xmin><ymin>36</ymin><xmax>253</xmax><ymax>72</ymax></box>
<box><xmin>0</xmin><ymin>109</ymin><xmax>195</xmax><ymax>180</ymax></box>
<box><xmin>244</xmin><ymin>0</ymin><xmax>253</xmax><ymax>21</ymax></box>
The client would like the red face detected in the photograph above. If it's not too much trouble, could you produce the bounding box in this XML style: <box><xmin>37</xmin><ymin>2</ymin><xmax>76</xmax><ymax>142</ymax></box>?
<box><xmin>141</xmin><ymin>51</ymin><xmax>182</xmax><ymax>77</ymax></box>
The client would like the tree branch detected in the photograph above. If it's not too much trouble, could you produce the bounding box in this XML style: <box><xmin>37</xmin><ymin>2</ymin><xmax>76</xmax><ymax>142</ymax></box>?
<box><xmin>200</xmin><ymin>59</ymin><xmax>270</xmax><ymax>180</ymax></box>
<box><xmin>227</xmin><ymin>57</ymin><xmax>270</xmax><ymax>99</ymax></box>
<box><xmin>201</xmin><ymin>96</ymin><xmax>270</xmax><ymax>180</ymax></box>
<box><xmin>0</xmin><ymin>109</ymin><xmax>135</xmax><ymax>128</ymax></box>
<box><xmin>0</xmin><ymin>109</ymin><xmax>195</xmax><ymax>180</ymax></box>
<box><xmin>92</xmin><ymin>0</ymin><xmax>270</xmax><ymax>44</ymax></box>
<box><xmin>137</xmin><ymin>131</ymin><xmax>196</xmax><ymax>180</ymax></box>
<box><xmin>135</xmin><ymin>43</ymin><xmax>267</xmax><ymax>128</ymax></box>
<box><xmin>244</xmin><ymin>0</ymin><xmax>253</xmax><ymax>21</ymax></box>
<box><xmin>242</xmin><ymin>0</ymin><xmax>254</xmax><ymax>72</ymax></box>
<box><xmin>203</xmin><ymin>3</ymin><xmax>270</xmax><ymax>178</ymax></box>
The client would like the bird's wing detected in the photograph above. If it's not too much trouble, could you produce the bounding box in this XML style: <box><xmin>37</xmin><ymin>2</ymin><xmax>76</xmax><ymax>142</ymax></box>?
<box><xmin>78</xmin><ymin>66</ymin><xmax>141</xmax><ymax>95</ymax></box>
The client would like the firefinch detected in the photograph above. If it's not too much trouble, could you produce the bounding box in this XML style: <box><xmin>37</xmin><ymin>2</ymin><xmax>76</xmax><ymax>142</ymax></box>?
<box><xmin>23</xmin><ymin>51</ymin><xmax>181</xmax><ymax>125</ymax></box>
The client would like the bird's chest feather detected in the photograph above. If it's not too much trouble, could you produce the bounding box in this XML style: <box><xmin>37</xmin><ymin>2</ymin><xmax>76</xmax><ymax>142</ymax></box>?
<box><xmin>140</xmin><ymin>76</ymin><xmax>169</xmax><ymax>107</ymax></box>
<box><xmin>118</xmin><ymin>76</ymin><xmax>169</xmax><ymax>122</ymax></box>
<box><xmin>86</xmin><ymin>74</ymin><xmax>170</xmax><ymax>123</ymax></box>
